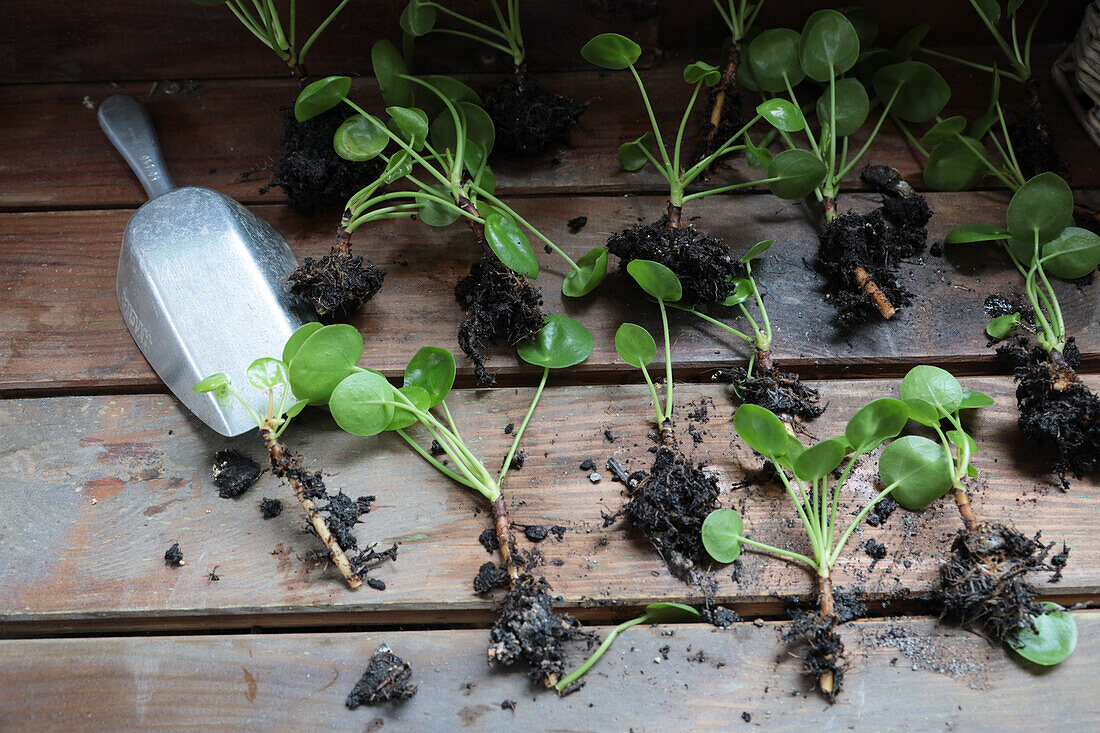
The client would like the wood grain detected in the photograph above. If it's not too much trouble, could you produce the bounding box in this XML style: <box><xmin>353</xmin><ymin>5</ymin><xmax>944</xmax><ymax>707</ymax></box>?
<box><xmin>2</xmin><ymin>193</ymin><xmax>1099</xmax><ymax>396</ymax></box>
<box><xmin>1</xmin><ymin>378</ymin><xmax>1095</xmax><ymax>633</ymax></box>
<box><xmin>1</xmin><ymin>616</ymin><xmax>1096</xmax><ymax>730</ymax></box>
<box><xmin>4</xmin><ymin>46</ymin><xmax>1098</xmax><ymax>211</ymax></box>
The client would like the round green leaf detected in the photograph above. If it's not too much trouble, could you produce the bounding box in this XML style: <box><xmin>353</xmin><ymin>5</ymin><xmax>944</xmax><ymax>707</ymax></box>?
<box><xmin>387</xmin><ymin>106</ymin><xmax>429</xmax><ymax>151</ymax></box>
<box><xmin>975</xmin><ymin>0</ymin><xmax>1001</xmax><ymax>24</ymax></box>
<box><xmin>767</xmin><ymin>148</ymin><xmax>828</xmax><ymax>200</ymax></box>
<box><xmin>721</xmin><ymin>278</ymin><xmax>755</xmax><ymax>307</ymax></box>
<box><xmin>684</xmin><ymin>61</ymin><xmax>721</xmax><ymax>87</ymax></box>
<box><xmin>902</xmin><ymin>398</ymin><xmax>941</xmax><ymax>427</ymax></box>
<box><xmin>923</xmin><ymin>136</ymin><xmax>988</xmax><ymax>191</ymax></box>
<box><xmin>757</xmin><ymin>98</ymin><xmax>806</xmax><ymax>133</ymax></box>
<box><xmin>840</xmin><ymin>6</ymin><xmax>879</xmax><ymax>46</ymax></box>
<box><xmin>944</xmin><ymin>224</ymin><xmax>1011</xmax><ymax>244</ymax></box>
<box><xmin>702</xmin><ymin>508</ymin><xmax>744</xmax><ymax>563</ymax></box>
<box><xmin>484</xmin><ymin>211</ymin><xmax>538</xmax><ymax>278</ymax></box>
<box><xmin>383</xmin><ymin>150</ymin><xmax>414</xmax><ymax>182</ymax></box>
<box><xmin>815</xmin><ymin>77</ymin><xmax>869</xmax><ymax>138</ymax></box>
<box><xmin>740</xmin><ymin>239</ymin><xmax>774</xmax><ymax>264</ymax></box>
<box><xmin>959</xmin><ymin>390</ymin><xmax>995</xmax><ymax>409</ymax></box>
<box><xmin>517</xmin><ymin>314</ymin><xmax>594</xmax><ymax>369</ymax></box>
<box><xmin>618</xmin><ymin>132</ymin><xmax>657</xmax><ymax>171</ymax></box>
<box><xmin>329</xmin><ymin>371</ymin><xmax>395</xmax><ymax>437</ymax></box>
<box><xmin>879</xmin><ymin>435</ymin><xmax>955</xmax><ymax>510</ymax></box>
<box><xmin>793</xmin><ymin>438</ymin><xmax>847</xmax><ymax>481</ymax></box>
<box><xmin>462</xmin><ymin>102</ymin><xmax>496</xmax><ymax>154</ymax></box>
<box><xmin>424</xmin><ymin>75</ymin><xmax>482</xmax><ymax>108</ymax></box>
<box><xmin>1042</xmin><ymin>227</ymin><xmax>1100</xmax><ymax>279</ymax></box>
<box><xmin>418</xmin><ymin>185</ymin><xmax>462</xmax><ymax>227</ymax></box>
<box><xmin>920</xmin><ymin>116</ymin><xmax>967</xmax><ymax>146</ymax></box>
<box><xmin>626</xmin><ymin>259</ymin><xmax>682</xmax><ymax>302</ymax></box>
<box><xmin>873</xmin><ymin>62</ymin><xmax>950</xmax><ymax>123</ymax></box>
<box><xmin>400</xmin><ymin>0</ymin><xmax>436</xmax><ymax>36</ymax></box>
<box><xmin>800</xmin><ymin>10</ymin><xmax>861</xmax><ymax>82</ymax></box>
<box><xmin>615</xmin><ymin>323</ymin><xmax>657</xmax><ymax>368</ymax></box>
<box><xmin>334</xmin><ymin>116</ymin><xmax>388</xmax><ymax>162</ymax></box>
<box><xmin>371</xmin><ymin>39</ymin><xmax>412</xmax><ymax>108</ymax></box>
<box><xmin>986</xmin><ymin>312</ymin><xmax>1021</xmax><ymax>339</ymax></box>
<box><xmin>891</xmin><ymin>23</ymin><xmax>929</xmax><ymax>61</ymax></box>
<box><xmin>404</xmin><ymin>346</ymin><xmax>455</xmax><ymax>406</ymax></box>
<box><xmin>282</xmin><ymin>323</ymin><xmax>324</xmax><ymax>364</ymax></box>
<box><xmin>1007</xmin><ymin>172</ymin><xmax>1074</xmax><ymax>245</ymax></box>
<box><xmin>781</xmin><ymin>434</ymin><xmax>806</xmax><ymax>469</ymax></box>
<box><xmin>900</xmin><ymin>365</ymin><xmax>964</xmax><ymax>416</ymax></box>
<box><xmin>563</xmin><ymin>246</ymin><xmax>608</xmax><ymax>297</ymax></box>
<box><xmin>287</xmin><ymin>324</ymin><xmax>365</xmax><ymax>404</ymax></box>
<box><xmin>643</xmin><ymin>602</ymin><xmax>702</xmax><ymax>622</ymax></box>
<box><xmin>744</xmin><ymin>136</ymin><xmax>773</xmax><ymax>170</ymax></box>
<box><xmin>193</xmin><ymin>372</ymin><xmax>229</xmax><ymax>393</ymax></box>
<box><xmin>746</xmin><ymin>28</ymin><xmax>805</xmax><ymax>93</ymax></box>
<box><xmin>247</xmin><ymin>357</ymin><xmax>288</xmax><ymax>390</ymax></box>
<box><xmin>733</xmin><ymin>403</ymin><xmax>790</xmax><ymax>459</ymax></box>
<box><xmin>387</xmin><ymin>384</ymin><xmax>431</xmax><ymax>431</ymax></box>
<box><xmin>849</xmin><ymin>48</ymin><xmax>894</xmax><ymax>84</ymax></box>
<box><xmin>946</xmin><ymin>429</ymin><xmax>977</xmax><ymax>456</ymax></box>
<box><xmin>1010</xmin><ymin>603</ymin><xmax>1078</xmax><ymax>666</ymax></box>
<box><xmin>294</xmin><ymin>76</ymin><xmax>351</xmax><ymax>122</ymax></box>
<box><xmin>581</xmin><ymin>33</ymin><xmax>642</xmax><ymax>70</ymax></box>
<box><xmin>846</xmin><ymin>397</ymin><xmax>909</xmax><ymax>453</ymax></box>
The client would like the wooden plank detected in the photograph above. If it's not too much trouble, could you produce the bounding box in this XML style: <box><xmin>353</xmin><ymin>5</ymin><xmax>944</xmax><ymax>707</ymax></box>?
<box><xmin>1</xmin><ymin>616</ymin><xmax>1097</xmax><ymax>730</ymax></box>
<box><xmin>5</xmin><ymin>46</ymin><xmax>1099</xmax><ymax>211</ymax></box>
<box><xmin>1</xmin><ymin>0</ymin><xmax>1084</xmax><ymax>83</ymax></box>
<box><xmin>1</xmin><ymin>378</ymin><xmax>1095</xmax><ymax>633</ymax></box>
<box><xmin>3</xmin><ymin>193</ymin><xmax>1099</xmax><ymax>396</ymax></box>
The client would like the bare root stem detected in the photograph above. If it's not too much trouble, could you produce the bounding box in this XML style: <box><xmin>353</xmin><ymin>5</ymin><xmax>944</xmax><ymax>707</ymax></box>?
<box><xmin>817</xmin><ymin>572</ymin><xmax>837</xmax><ymax>697</ymax></box>
<box><xmin>952</xmin><ymin>486</ymin><xmax>980</xmax><ymax>533</ymax></box>
<box><xmin>491</xmin><ymin>496</ymin><xmax>520</xmax><ymax>586</ymax></box>
<box><xmin>853</xmin><ymin>266</ymin><xmax>897</xmax><ymax>319</ymax></box>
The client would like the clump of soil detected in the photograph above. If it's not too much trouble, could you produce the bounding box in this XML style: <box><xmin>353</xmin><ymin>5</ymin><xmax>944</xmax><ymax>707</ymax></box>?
<box><xmin>607</xmin><ymin>214</ymin><xmax>742</xmax><ymax>303</ymax></box>
<box><xmin>212</xmin><ymin>449</ymin><xmax>263</xmax><ymax>499</ymax></box>
<box><xmin>1007</xmin><ymin>110</ymin><xmax>1065</xmax><ymax>179</ymax></box>
<box><xmin>817</xmin><ymin>166</ymin><xmax>931</xmax><ymax>329</ymax></box>
<box><xmin>864</xmin><ymin>496</ymin><xmax>898</xmax><ymax>527</ymax></box>
<box><xmin>998</xmin><ymin>339</ymin><xmax>1100</xmax><ymax>487</ymax></box>
<box><xmin>455</xmin><ymin>256</ymin><xmax>545</xmax><ymax>385</ymax></box>
<box><xmin>482</xmin><ymin>74</ymin><xmax>585</xmax><ymax>156</ymax></box>
<box><xmin>487</xmin><ymin>575</ymin><xmax>596</xmax><ymax>687</ymax></box>
<box><xmin>938</xmin><ymin>523</ymin><xmax>1064</xmax><ymax>644</ymax></box>
<box><xmin>623</xmin><ymin>441</ymin><xmax>721</xmax><ymax>581</ymax></box>
<box><xmin>164</xmin><ymin>543</ymin><xmax>184</xmax><ymax>567</ymax></box>
<box><xmin>713</xmin><ymin>365</ymin><xmax>823</xmax><ymax>422</ymax></box>
<box><xmin>784</xmin><ymin>611</ymin><xmax>845</xmax><ymax>703</ymax></box>
<box><xmin>345</xmin><ymin>644</ymin><xmax>418</xmax><ymax>708</ymax></box>
<box><xmin>260</xmin><ymin>497</ymin><xmax>283</xmax><ymax>519</ymax></box>
<box><xmin>267</xmin><ymin>107</ymin><xmax>383</xmax><ymax>217</ymax></box>
<box><xmin>474</xmin><ymin>561</ymin><xmax>508</xmax><ymax>594</ymax></box>
<box><xmin>287</xmin><ymin>244</ymin><xmax>386</xmax><ymax>321</ymax></box>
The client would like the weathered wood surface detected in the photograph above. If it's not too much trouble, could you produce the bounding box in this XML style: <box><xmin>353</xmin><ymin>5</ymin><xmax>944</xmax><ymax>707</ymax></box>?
<box><xmin>1</xmin><ymin>615</ymin><xmax>1096</xmax><ymax>730</ymax></box>
<box><xmin>2</xmin><ymin>0</ymin><xmax>1082</xmax><ymax>83</ymax></box>
<box><xmin>1</xmin><ymin>377</ymin><xmax>1094</xmax><ymax>633</ymax></box>
<box><xmin>4</xmin><ymin>46</ymin><xmax>1097</xmax><ymax>211</ymax></box>
<box><xmin>3</xmin><ymin>193</ymin><xmax>1098</xmax><ymax>396</ymax></box>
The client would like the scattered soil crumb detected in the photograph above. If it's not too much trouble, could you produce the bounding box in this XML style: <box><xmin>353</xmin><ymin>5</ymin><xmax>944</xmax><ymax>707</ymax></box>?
<box><xmin>501</xmin><ymin>699</ymin><xmax>517</xmax><ymax>712</ymax></box>
<box><xmin>865</xmin><ymin>497</ymin><xmax>898</xmax><ymax>527</ymax></box>
<box><xmin>213</xmin><ymin>449</ymin><xmax>263</xmax><ymax>499</ymax></box>
<box><xmin>579</xmin><ymin>459</ymin><xmax>597</xmax><ymax>472</ymax></box>
<box><xmin>525</xmin><ymin>525</ymin><xmax>549</xmax><ymax>542</ymax></box>
<box><xmin>164</xmin><ymin>543</ymin><xmax>184</xmax><ymax>567</ymax></box>
<box><xmin>260</xmin><ymin>497</ymin><xmax>283</xmax><ymax>519</ymax></box>
<box><xmin>474</xmin><ymin>561</ymin><xmax>508</xmax><ymax>594</ymax></box>
<box><xmin>703</xmin><ymin>605</ymin><xmax>740</xmax><ymax>628</ymax></box>
<box><xmin>568</xmin><ymin>216</ymin><xmax>588</xmax><ymax>233</ymax></box>
<box><xmin>345</xmin><ymin>644</ymin><xmax>418</xmax><ymax>708</ymax></box>
<box><xmin>479</xmin><ymin>527</ymin><xmax>500</xmax><ymax>553</ymax></box>
<box><xmin>367</xmin><ymin>577</ymin><xmax>387</xmax><ymax>591</ymax></box>
<box><xmin>862</xmin><ymin>625</ymin><xmax>989</xmax><ymax>688</ymax></box>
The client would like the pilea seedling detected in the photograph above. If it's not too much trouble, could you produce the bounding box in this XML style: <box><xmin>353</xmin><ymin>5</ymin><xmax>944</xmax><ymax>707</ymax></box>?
<box><xmin>287</xmin><ymin>314</ymin><xmax>598</xmax><ymax>687</ymax></box>
<box><xmin>697</xmin><ymin>0</ymin><xmax>767</xmax><ymax>158</ymax></box>
<box><xmin>193</xmin><ymin>338</ymin><xmax>399</xmax><ymax>590</ymax></box>
<box><xmin>746</xmin><ymin>10</ymin><xmax>948</xmax><ymax>327</ymax></box>
<box><xmin>703</xmin><ymin>397</ymin><xmax>922</xmax><ymax>699</ymax></box>
<box><xmin>945</xmin><ymin>173</ymin><xmax>1100</xmax><ymax>486</ymax></box>
<box><xmin>883</xmin><ymin>365</ymin><xmax>1077</xmax><ymax>667</ymax></box>
<box><xmin>398</xmin><ymin>0</ymin><xmax>584</xmax><ymax>155</ymax></box>
<box><xmin>583</xmin><ymin>32</ymin><xmax>823</xmax><ymax>305</ymax></box>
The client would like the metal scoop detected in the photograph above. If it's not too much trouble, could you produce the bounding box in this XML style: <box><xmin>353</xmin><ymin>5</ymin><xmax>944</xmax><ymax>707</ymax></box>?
<box><xmin>99</xmin><ymin>94</ymin><xmax>315</xmax><ymax>436</ymax></box>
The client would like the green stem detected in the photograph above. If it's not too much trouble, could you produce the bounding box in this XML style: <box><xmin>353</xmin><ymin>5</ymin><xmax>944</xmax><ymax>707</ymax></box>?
<box><xmin>828</xmin><ymin>483</ymin><xmax>899</xmax><ymax>567</ymax></box>
<box><xmin>471</xmin><ymin>188</ymin><xmax>579</xmax><ymax>270</ymax></box>
<box><xmin>498</xmin><ymin>367</ymin><xmax>549</xmax><ymax>487</ymax></box>
<box><xmin>669</xmin><ymin>303</ymin><xmax>754</xmax><ymax>345</ymax></box>
<box><xmin>397</xmin><ymin>428</ymin><xmax>476</xmax><ymax>489</ymax></box>
<box><xmin>555</xmin><ymin>615</ymin><xmax>649</xmax><ymax>692</ymax></box>
<box><xmin>673</xmin><ymin>83</ymin><xmax>703</xmax><ymax>182</ymax></box>
<box><xmin>629</xmin><ymin>65</ymin><xmax>674</xmax><ymax>172</ymax></box>
<box><xmin>737</xmin><ymin>534</ymin><xmax>817</xmax><ymax>569</ymax></box>
<box><xmin>640</xmin><ymin>365</ymin><xmax>665</xmax><ymax>427</ymax></box>
<box><xmin>837</xmin><ymin>88</ymin><xmax>898</xmax><ymax>180</ymax></box>
<box><xmin>659</xmin><ymin>299</ymin><xmax>674</xmax><ymax>421</ymax></box>
<box><xmin>299</xmin><ymin>0</ymin><xmax>354</xmax><ymax>64</ymax></box>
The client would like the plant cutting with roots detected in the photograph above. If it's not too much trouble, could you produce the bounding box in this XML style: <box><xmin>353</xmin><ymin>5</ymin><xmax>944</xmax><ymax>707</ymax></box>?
<box><xmin>745</xmin><ymin>10</ymin><xmax>948</xmax><ymax>328</ymax></box>
<box><xmin>291</xmin><ymin>49</ymin><xmax>607</xmax><ymax>382</ymax></box>
<box><xmin>881</xmin><ymin>365</ymin><xmax>1077</xmax><ymax>668</ymax></box>
<box><xmin>285</xmin><ymin>315</ymin><xmax>599</xmax><ymax>687</ymax></box>
<box><xmin>399</xmin><ymin>0</ymin><xmax>584</xmax><ymax>155</ymax></box>
<box><xmin>192</xmin><ymin>348</ymin><xmax>399</xmax><ymax>591</ymax></box>
<box><xmin>944</xmin><ymin>173</ymin><xmax>1100</xmax><ymax>486</ymax></box>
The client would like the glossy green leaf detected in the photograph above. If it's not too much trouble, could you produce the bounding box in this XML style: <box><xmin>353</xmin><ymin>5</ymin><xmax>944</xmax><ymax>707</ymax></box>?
<box><xmin>400</xmin><ymin>0</ymin><xmax>436</xmax><ymax>36</ymax></box>
<box><xmin>329</xmin><ymin>371</ymin><xmax>395</xmax><ymax>436</ymax></box>
<box><xmin>193</xmin><ymin>372</ymin><xmax>230</xmax><ymax>393</ymax></box>
<box><xmin>891</xmin><ymin>23</ymin><xmax>929</xmax><ymax>61</ymax></box>
<box><xmin>247</xmin><ymin>357</ymin><xmax>288</xmax><ymax>390</ymax></box>
<box><xmin>845</xmin><ymin>397</ymin><xmax>909</xmax><ymax>453</ymax></box>
<box><xmin>643</xmin><ymin>602</ymin><xmax>702</xmax><ymax>622</ymax></box>
<box><xmin>986</xmin><ymin>312</ymin><xmax>1021</xmax><ymax>339</ymax></box>
<box><xmin>371</xmin><ymin>40</ymin><xmax>413</xmax><ymax>108</ymax></box>
<box><xmin>793</xmin><ymin>437</ymin><xmax>847</xmax><ymax>481</ymax></box>
<box><xmin>404</xmin><ymin>347</ymin><xmax>455</xmax><ymax>406</ymax></box>
<box><xmin>418</xmin><ymin>185</ymin><xmax>462</xmax><ymax>227</ymax></box>
<box><xmin>959</xmin><ymin>390</ymin><xmax>995</xmax><ymax>409</ymax></box>
<box><xmin>767</xmin><ymin>148</ymin><xmax>828</xmax><ymax>200</ymax></box>
<box><xmin>282</xmin><ymin>323</ymin><xmax>324</xmax><ymax>364</ymax></box>
<box><xmin>387</xmin><ymin>384</ymin><xmax>431</xmax><ymax>431</ymax></box>
<box><xmin>424</xmin><ymin>75</ymin><xmax>481</xmax><ymax>107</ymax></box>
<box><xmin>900</xmin><ymin>365</ymin><xmax>964</xmax><ymax>416</ymax></box>
<box><xmin>721</xmin><ymin>278</ymin><xmax>755</xmax><ymax>306</ymax></box>
<box><xmin>923</xmin><ymin>136</ymin><xmax>988</xmax><ymax>192</ymax></box>
<box><xmin>944</xmin><ymin>224</ymin><xmax>1011</xmax><ymax>244</ymax></box>
<box><xmin>383</xmin><ymin>150</ymin><xmax>414</xmax><ymax>182</ymax></box>
<box><xmin>484</xmin><ymin>210</ymin><xmax>538</xmax><ymax>278</ymax></box>
<box><xmin>684</xmin><ymin>61</ymin><xmax>722</xmax><ymax>87</ymax></box>
<box><xmin>334</xmin><ymin>116</ymin><xmax>389</xmax><ymax>161</ymax></box>
<box><xmin>1042</xmin><ymin>227</ymin><xmax>1100</xmax><ymax>279</ymax></box>
<box><xmin>285</xmin><ymin>399</ymin><xmax>308</xmax><ymax>418</ymax></box>
<box><xmin>701</xmin><ymin>508</ymin><xmax>744</xmax><ymax>563</ymax></box>
<box><xmin>618</xmin><ymin>132</ymin><xmax>658</xmax><ymax>172</ymax></box>
<box><xmin>626</xmin><ymin>259</ymin><xmax>682</xmax><ymax>302</ymax></box>
<box><xmin>581</xmin><ymin>33</ymin><xmax>642</xmax><ymax>70</ymax></box>
<box><xmin>615</xmin><ymin>323</ymin><xmax>657</xmax><ymax>368</ymax></box>
<box><xmin>873</xmin><ymin>61</ymin><xmax>950</xmax><ymax>123</ymax></box>
<box><xmin>563</xmin><ymin>246</ymin><xmax>608</xmax><ymax>297</ymax></box>
<box><xmin>815</xmin><ymin>77</ymin><xmax>869</xmax><ymax>138</ymax></box>
<box><xmin>517</xmin><ymin>314</ymin><xmax>594</xmax><ymax>369</ymax></box>
<box><xmin>757</xmin><ymin>98</ymin><xmax>806</xmax><ymax>132</ymax></box>
<box><xmin>294</xmin><ymin>76</ymin><xmax>351</xmax><ymax>122</ymax></box>
<box><xmin>946</xmin><ymin>428</ymin><xmax>978</xmax><ymax>456</ymax></box>
<box><xmin>783</xmin><ymin>434</ymin><xmax>806</xmax><ymax>466</ymax></box>
<box><xmin>1010</xmin><ymin>603</ymin><xmax>1078</xmax><ymax>666</ymax></box>
<box><xmin>287</xmin><ymin>324</ymin><xmax>365</xmax><ymax>404</ymax></box>
<box><xmin>974</xmin><ymin>0</ymin><xmax>1001</xmax><ymax>23</ymax></box>
<box><xmin>740</xmin><ymin>240</ymin><xmax>774</xmax><ymax>264</ymax></box>
<box><xmin>920</xmin><ymin>116</ymin><xmax>967</xmax><ymax>146</ymax></box>
<box><xmin>733</xmin><ymin>403</ymin><xmax>789</xmax><ymax>459</ymax></box>
<box><xmin>800</xmin><ymin>10</ymin><xmax>861</xmax><ymax>82</ymax></box>
<box><xmin>902</xmin><ymin>398</ymin><xmax>941</xmax><ymax>427</ymax></box>
<box><xmin>744</xmin><ymin>136</ymin><xmax>773</xmax><ymax>170</ymax></box>
<box><xmin>746</xmin><ymin>28</ymin><xmax>805</xmax><ymax>93</ymax></box>
<box><xmin>879</xmin><ymin>435</ymin><xmax>955</xmax><ymax>510</ymax></box>
<box><xmin>1007</xmin><ymin>172</ymin><xmax>1074</xmax><ymax>245</ymax></box>
<box><xmin>386</xmin><ymin>106</ymin><xmax>429</xmax><ymax>151</ymax></box>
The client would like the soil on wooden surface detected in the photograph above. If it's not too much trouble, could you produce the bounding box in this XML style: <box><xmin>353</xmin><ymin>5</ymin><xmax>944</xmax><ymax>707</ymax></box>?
<box><xmin>487</xmin><ymin>575</ymin><xmax>596</xmax><ymax>687</ymax></box>
<box><xmin>713</xmin><ymin>365</ymin><xmax>824</xmax><ymax>422</ymax></box>
<box><xmin>345</xmin><ymin>644</ymin><xmax>418</xmax><ymax>708</ymax></box>
<box><xmin>455</xmin><ymin>256</ymin><xmax>545</xmax><ymax>385</ymax></box>
<box><xmin>607</xmin><ymin>214</ymin><xmax>742</xmax><ymax>303</ymax></box>
<box><xmin>259</xmin><ymin>497</ymin><xmax>283</xmax><ymax>519</ymax></box>
<box><xmin>212</xmin><ymin>449</ymin><xmax>263</xmax><ymax>499</ymax></box>
<box><xmin>483</xmin><ymin>74</ymin><xmax>585</xmax><ymax>156</ymax></box>
<box><xmin>163</xmin><ymin>543</ymin><xmax>184</xmax><ymax>567</ymax></box>
<box><xmin>286</xmin><ymin>247</ymin><xmax>386</xmax><ymax>321</ymax></box>
<box><xmin>267</xmin><ymin>107</ymin><xmax>383</xmax><ymax>216</ymax></box>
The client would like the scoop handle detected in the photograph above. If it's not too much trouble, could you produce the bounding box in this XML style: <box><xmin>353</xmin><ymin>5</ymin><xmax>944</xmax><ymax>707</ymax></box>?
<box><xmin>98</xmin><ymin>94</ymin><xmax>176</xmax><ymax>200</ymax></box>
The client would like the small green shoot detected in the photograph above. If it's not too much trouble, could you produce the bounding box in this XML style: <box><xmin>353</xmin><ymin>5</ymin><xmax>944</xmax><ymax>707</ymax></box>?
<box><xmin>399</xmin><ymin>0</ymin><xmax>526</xmax><ymax>70</ymax></box>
